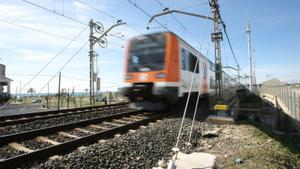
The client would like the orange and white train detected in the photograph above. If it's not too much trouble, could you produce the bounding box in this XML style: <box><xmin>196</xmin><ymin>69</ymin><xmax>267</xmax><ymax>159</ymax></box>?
<box><xmin>121</xmin><ymin>32</ymin><xmax>240</xmax><ymax>110</ymax></box>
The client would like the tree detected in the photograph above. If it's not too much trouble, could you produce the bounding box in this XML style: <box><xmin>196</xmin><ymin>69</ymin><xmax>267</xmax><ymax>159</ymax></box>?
<box><xmin>27</xmin><ymin>88</ymin><xmax>36</xmax><ymax>96</ymax></box>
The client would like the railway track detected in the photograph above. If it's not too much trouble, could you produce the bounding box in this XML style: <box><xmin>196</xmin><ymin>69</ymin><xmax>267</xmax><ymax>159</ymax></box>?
<box><xmin>0</xmin><ymin>103</ymin><xmax>133</xmax><ymax>136</ymax></box>
<box><xmin>0</xmin><ymin>102</ymin><xmax>128</xmax><ymax>127</ymax></box>
<box><xmin>0</xmin><ymin>110</ymin><xmax>167</xmax><ymax>168</ymax></box>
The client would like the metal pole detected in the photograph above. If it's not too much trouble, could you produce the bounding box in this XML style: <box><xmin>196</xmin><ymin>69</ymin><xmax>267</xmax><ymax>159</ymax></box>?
<box><xmin>47</xmin><ymin>84</ymin><xmax>49</xmax><ymax>109</ymax></box>
<box><xmin>295</xmin><ymin>89</ymin><xmax>300</xmax><ymax>120</ymax></box>
<box><xmin>293</xmin><ymin>90</ymin><xmax>296</xmax><ymax>117</ymax></box>
<box><xmin>67</xmin><ymin>88</ymin><xmax>70</xmax><ymax>109</ymax></box>
<box><xmin>89</xmin><ymin>19</ymin><xmax>95</xmax><ymax>106</ymax></box>
<box><xmin>285</xmin><ymin>86</ymin><xmax>288</xmax><ymax>108</ymax></box>
<box><xmin>57</xmin><ymin>72</ymin><xmax>61</xmax><ymax>110</ymax></box>
<box><xmin>210</xmin><ymin>0</ymin><xmax>223</xmax><ymax>101</ymax></box>
<box><xmin>246</xmin><ymin>21</ymin><xmax>253</xmax><ymax>91</ymax></box>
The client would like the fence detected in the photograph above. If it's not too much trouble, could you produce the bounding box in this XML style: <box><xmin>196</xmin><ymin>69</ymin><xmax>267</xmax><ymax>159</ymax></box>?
<box><xmin>260</xmin><ymin>79</ymin><xmax>300</xmax><ymax>122</ymax></box>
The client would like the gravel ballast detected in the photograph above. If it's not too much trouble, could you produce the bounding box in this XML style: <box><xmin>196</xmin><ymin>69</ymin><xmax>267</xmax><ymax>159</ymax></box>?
<box><xmin>32</xmin><ymin>117</ymin><xmax>220</xmax><ymax>168</ymax></box>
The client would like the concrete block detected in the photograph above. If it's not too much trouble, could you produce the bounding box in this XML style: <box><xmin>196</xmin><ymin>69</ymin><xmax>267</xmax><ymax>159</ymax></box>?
<box><xmin>174</xmin><ymin>152</ymin><xmax>216</xmax><ymax>169</ymax></box>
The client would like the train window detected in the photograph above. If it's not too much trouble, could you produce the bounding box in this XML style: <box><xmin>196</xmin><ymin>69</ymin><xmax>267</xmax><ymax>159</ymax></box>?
<box><xmin>210</xmin><ymin>76</ymin><xmax>215</xmax><ymax>89</ymax></box>
<box><xmin>189</xmin><ymin>53</ymin><xmax>199</xmax><ymax>73</ymax></box>
<box><xmin>209</xmin><ymin>61</ymin><xmax>215</xmax><ymax>72</ymax></box>
<box><xmin>181</xmin><ymin>48</ymin><xmax>189</xmax><ymax>70</ymax></box>
<box><xmin>132</xmin><ymin>55</ymin><xmax>138</xmax><ymax>63</ymax></box>
<box><xmin>127</xmin><ymin>33</ymin><xmax>166</xmax><ymax>72</ymax></box>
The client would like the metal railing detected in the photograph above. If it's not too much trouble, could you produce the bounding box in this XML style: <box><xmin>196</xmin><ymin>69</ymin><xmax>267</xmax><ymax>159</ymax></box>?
<box><xmin>260</xmin><ymin>79</ymin><xmax>300</xmax><ymax>121</ymax></box>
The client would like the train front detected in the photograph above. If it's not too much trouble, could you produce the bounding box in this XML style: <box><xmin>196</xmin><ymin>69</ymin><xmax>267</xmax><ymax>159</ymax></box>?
<box><xmin>121</xmin><ymin>32</ymin><xmax>179</xmax><ymax>110</ymax></box>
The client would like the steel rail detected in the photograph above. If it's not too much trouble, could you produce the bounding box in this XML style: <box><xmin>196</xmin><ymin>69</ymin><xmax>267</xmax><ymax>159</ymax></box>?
<box><xmin>0</xmin><ymin>103</ymin><xmax>128</xmax><ymax>127</ymax></box>
<box><xmin>0</xmin><ymin>102</ymin><xmax>128</xmax><ymax>121</ymax></box>
<box><xmin>0</xmin><ymin>109</ymin><xmax>140</xmax><ymax>145</ymax></box>
<box><xmin>0</xmin><ymin>112</ymin><xmax>166</xmax><ymax>168</ymax></box>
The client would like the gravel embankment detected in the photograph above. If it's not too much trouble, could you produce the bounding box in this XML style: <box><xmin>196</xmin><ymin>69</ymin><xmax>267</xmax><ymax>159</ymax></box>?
<box><xmin>31</xmin><ymin>117</ymin><xmax>220</xmax><ymax>169</ymax></box>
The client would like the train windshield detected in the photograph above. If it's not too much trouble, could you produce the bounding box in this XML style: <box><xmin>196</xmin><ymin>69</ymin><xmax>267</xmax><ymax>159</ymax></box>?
<box><xmin>127</xmin><ymin>33</ymin><xmax>166</xmax><ymax>72</ymax></box>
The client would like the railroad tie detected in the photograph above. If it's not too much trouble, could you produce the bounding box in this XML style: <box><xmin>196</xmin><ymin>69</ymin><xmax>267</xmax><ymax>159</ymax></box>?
<box><xmin>113</xmin><ymin>119</ymin><xmax>131</xmax><ymax>124</ymax></box>
<box><xmin>121</xmin><ymin>117</ymin><xmax>135</xmax><ymax>121</ymax></box>
<box><xmin>8</xmin><ymin>142</ymin><xmax>33</xmax><ymax>153</ymax></box>
<box><xmin>130</xmin><ymin>115</ymin><xmax>145</xmax><ymax>119</ymax></box>
<box><xmin>49</xmin><ymin>155</ymin><xmax>62</xmax><ymax>160</ymax></box>
<box><xmin>89</xmin><ymin>124</ymin><xmax>109</xmax><ymax>130</ymax></box>
<box><xmin>35</xmin><ymin>136</ymin><xmax>60</xmax><ymax>145</ymax></box>
<box><xmin>98</xmin><ymin>139</ymin><xmax>106</xmax><ymax>143</ymax></box>
<box><xmin>149</xmin><ymin>122</ymin><xmax>155</xmax><ymax>126</ymax></box>
<box><xmin>102</xmin><ymin>122</ymin><xmax>122</xmax><ymax>127</ymax></box>
<box><xmin>58</xmin><ymin>132</ymin><xmax>80</xmax><ymax>139</ymax></box>
<box><xmin>142</xmin><ymin>112</ymin><xmax>152</xmax><ymax>115</ymax></box>
<box><xmin>128</xmin><ymin>129</ymin><xmax>136</xmax><ymax>133</ymax></box>
<box><xmin>74</xmin><ymin>128</ymin><xmax>96</xmax><ymax>134</ymax></box>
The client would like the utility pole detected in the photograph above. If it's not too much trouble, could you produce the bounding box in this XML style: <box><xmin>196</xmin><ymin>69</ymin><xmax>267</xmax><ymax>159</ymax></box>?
<box><xmin>246</xmin><ymin>21</ymin><xmax>255</xmax><ymax>91</ymax></box>
<box><xmin>89</xmin><ymin>20</ymin><xmax>95</xmax><ymax>106</ymax></box>
<box><xmin>46</xmin><ymin>83</ymin><xmax>49</xmax><ymax>109</ymax></box>
<box><xmin>210</xmin><ymin>0</ymin><xmax>223</xmax><ymax>101</ymax></box>
<box><xmin>88</xmin><ymin>19</ymin><xmax>126</xmax><ymax>106</ymax></box>
<box><xmin>57</xmin><ymin>72</ymin><xmax>61</xmax><ymax>110</ymax></box>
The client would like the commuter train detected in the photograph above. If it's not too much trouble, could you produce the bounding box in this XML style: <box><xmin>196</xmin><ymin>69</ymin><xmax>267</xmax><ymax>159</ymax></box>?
<box><xmin>121</xmin><ymin>32</ymin><xmax>240</xmax><ymax>110</ymax></box>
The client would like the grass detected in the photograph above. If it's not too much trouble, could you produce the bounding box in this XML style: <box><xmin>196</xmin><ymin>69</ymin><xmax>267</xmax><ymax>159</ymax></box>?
<box><xmin>10</xmin><ymin>96</ymin><xmax>121</xmax><ymax>109</ymax></box>
<box><xmin>236</xmin><ymin>120</ymin><xmax>300</xmax><ymax>169</ymax></box>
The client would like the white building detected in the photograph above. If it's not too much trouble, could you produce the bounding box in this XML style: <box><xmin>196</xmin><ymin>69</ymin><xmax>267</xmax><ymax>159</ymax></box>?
<box><xmin>0</xmin><ymin>64</ymin><xmax>12</xmax><ymax>95</ymax></box>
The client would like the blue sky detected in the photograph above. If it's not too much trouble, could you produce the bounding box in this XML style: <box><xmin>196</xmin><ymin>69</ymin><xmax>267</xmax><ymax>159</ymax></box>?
<box><xmin>0</xmin><ymin>0</ymin><xmax>299</xmax><ymax>94</ymax></box>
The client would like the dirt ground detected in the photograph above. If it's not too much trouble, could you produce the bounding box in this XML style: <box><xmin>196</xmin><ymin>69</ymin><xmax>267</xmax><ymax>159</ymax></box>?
<box><xmin>197</xmin><ymin>122</ymin><xmax>300</xmax><ymax>169</ymax></box>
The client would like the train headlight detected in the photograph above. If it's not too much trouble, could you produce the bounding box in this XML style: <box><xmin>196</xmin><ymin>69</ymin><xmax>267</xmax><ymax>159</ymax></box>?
<box><xmin>156</xmin><ymin>73</ymin><xmax>166</xmax><ymax>79</ymax></box>
<box><xmin>125</xmin><ymin>74</ymin><xmax>133</xmax><ymax>80</ymax></box>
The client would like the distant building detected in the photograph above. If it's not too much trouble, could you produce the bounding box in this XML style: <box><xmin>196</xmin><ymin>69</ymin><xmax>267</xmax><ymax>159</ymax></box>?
<box><xmin>0</xmin><ymin>64</ymin><xmax>12</xmax><ymax>95</ymax></box>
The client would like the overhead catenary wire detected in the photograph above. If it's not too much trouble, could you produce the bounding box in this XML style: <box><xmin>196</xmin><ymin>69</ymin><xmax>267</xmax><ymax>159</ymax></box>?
<box><xmin>20</xmin><ymin>0</ymin><xmax>128</xmax><ymax>41</ymax></box>
<box><xmin>21</xmin><ymin>0</ymin><xmax>87</xmax><ymax>26</ymax></box>
<box><xmin>211</xmin><ymin>2</ymin><xmax>240</xmax><ymax>70</ymax></box>
<box><xmin>0</xmin><ymin>19</ymin><xmax>85</xmax><ymax>43</ymax></box>
<box><xmin>127</xmin><ymin>0</ymin><xmax>171</xmax><ymax>31</ymax></box>
<box><xmin>179</xmin><ymin>2</ymin><xmax>209</xmax><ymax>10</ymax></box>
<box><xmin>8</xmin><ymin>74</ymin><xmax>89</xmax><ymax>82</ymax></box>
<box><xmin>154</xmin><ymin>0</ymin><xmax>200</xmax><ymax>44</ymax></box>
<box><xmin>20</xmin><ymin>25</ymin><xmax>88</xmax><ymax>93</ymax></box>
<box><xmin>0</xmin><ymin>26</ymin><xmax>88</xmax><ymax>110</ymax></box>
<box><xmin>75</xmin><ymin>0</ymin><xmax>119</xmax><ymax>20</ymax></box>
<box><xmin>38</xmin><ymin>40</ymin><xmax>89</xmax><ymax>94</ymax></box>
<box><xmin>75</xmin><ymin>0</ymin><xmax>143</xmax><ymax>35</ymax></box>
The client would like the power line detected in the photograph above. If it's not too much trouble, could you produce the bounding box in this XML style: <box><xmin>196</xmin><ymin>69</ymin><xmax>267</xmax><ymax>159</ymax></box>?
<box><xmin>154</xmin><ymin>0</ymin><xmax>200</xmax><ymax>45</ymax></box>
<box><xmin>8</xmin><ymin>74</ymin><xmax>89</xmax><ymax>81</ymax></box>
<box><xmin>211</xmin><ymin>2</ymin><xmax>240</xmax><ymax>70</ymax></box>
<box><xmin>75</xmin><ymin>0</ymin><xmax>143</xmax><ymax>35</ymax></box>
<box><xmin>0</xmin><ymin>19</ymin><xmax>85</xmax><ymax>42</ymax></box>
<box><xmin>21</xmin><ymin>0</ymin><xmax>87</xmax><ymax>26</ymax></box>
<box><xmin>179</xmin><ymin>2</ymin><xmax>209</xmax><ymax>10</ymax></box>
<box><xmin>75</xmin><ymin>0</ymin><xmax>119</xmax><ymax>20</ymax></box>
<box><xmin>38</xmin><ymin>40</ymin><xmax>89</xmax><ymax>93</ymax></box>
<box><xmin>127</xmin><ymin>0</ymin><xmax>170</xmax><ymax>31</ymax></box>
<box><xmin>20</xmin><ymin>0</ymin><xmax>129</xmax><ymax>42</ymax></box>
<box><xmin>20</xmin><ymin>25</ymin><xmax>88</xmax><ymax>93</ymax></box>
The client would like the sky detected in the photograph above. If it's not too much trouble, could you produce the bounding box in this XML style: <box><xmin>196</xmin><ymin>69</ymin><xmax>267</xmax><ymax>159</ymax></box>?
<box><xmin>0</xmin><ymin>0</ymin><xmax>299</xmax><ymax>94</ymax></box>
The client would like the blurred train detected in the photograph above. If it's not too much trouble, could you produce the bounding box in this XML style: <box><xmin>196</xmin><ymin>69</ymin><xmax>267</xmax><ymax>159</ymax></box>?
<box><xmin>121</xmin><ymin>32</ymin><xmax>240</xmax><ymax>110</ymax></box>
